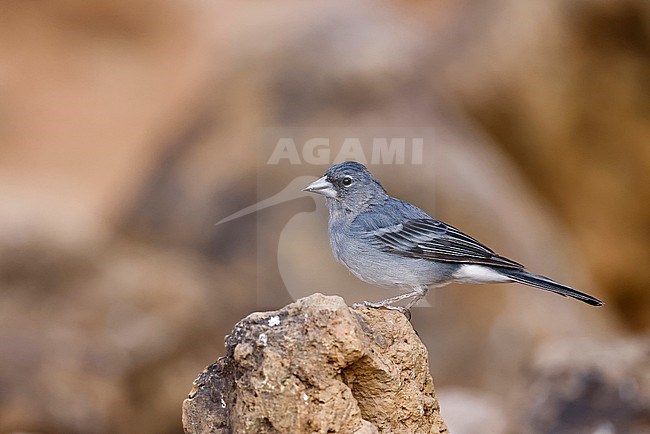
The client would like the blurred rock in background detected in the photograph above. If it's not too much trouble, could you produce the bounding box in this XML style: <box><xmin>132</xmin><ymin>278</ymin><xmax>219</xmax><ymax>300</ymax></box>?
<box><xmin>0</xmin><ymin>0</ymin><xmax>648</xmax><ymax>433</ymax></box>
<box><xmin>436</xmin><ymin>387</ymin><xmax>507</xmax><ymax>434</ymax></box>
<box><xmin>438</xmin><ymin>0</ymin><xmax>650</xmax><ymax>331</ymax></box>
<box><xmin>517</xmin><ymin>337</ymin><xmax>650</xmax><ymax>433</ymax></box>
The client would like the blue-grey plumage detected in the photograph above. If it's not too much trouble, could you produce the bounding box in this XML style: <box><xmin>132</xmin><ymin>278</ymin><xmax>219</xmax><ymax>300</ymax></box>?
<box><xmin>303</xmin><ymin>161</ymin><xmax>603</xmax><ymax>310</ymax></box>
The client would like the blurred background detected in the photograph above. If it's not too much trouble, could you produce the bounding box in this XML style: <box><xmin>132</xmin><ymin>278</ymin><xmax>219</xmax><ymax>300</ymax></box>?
<box><xmin>0</xmin><ymin>0</ymin><xmax>649</xmax><ymax>433</ymax></box>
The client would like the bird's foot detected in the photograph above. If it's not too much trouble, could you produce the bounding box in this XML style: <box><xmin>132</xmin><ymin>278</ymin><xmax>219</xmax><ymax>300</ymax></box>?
<box><xmin>352</xmin><ymin>301</ymin><xmax>411</xmax><ymax>320</ymax></box>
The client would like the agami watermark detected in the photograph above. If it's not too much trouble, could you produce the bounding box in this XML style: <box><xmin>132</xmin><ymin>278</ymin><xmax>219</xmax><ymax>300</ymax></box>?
<box><xmin>218</xmin><ymin>127</ymin><xmax>435</xmax><ymax>307</ymax></box>
<box><xmin>267</xmin><ymin>137</ymin><xmax>424</xmax><ymax>165</ymax></box>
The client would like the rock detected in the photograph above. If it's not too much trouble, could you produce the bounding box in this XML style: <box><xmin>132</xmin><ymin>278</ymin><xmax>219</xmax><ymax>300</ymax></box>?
<box><xmin>516</xmin><ymin>337</ymin><xmax>650</xmax><ymax>433</ymax></box>
<box><xmin>182</xmin><ymin>293</ymin><xmax>447</xmax><ymax>434</ymax></box>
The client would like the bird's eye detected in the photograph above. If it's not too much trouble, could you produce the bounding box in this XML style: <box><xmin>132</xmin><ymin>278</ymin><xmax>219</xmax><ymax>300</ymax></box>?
<box><xmin>342</xmin><ymin>176</ymin><xmax>353</xmax><ymax>187</ymax></box>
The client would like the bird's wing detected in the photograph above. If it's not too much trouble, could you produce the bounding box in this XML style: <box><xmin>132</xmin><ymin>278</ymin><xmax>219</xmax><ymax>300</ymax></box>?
<box><xmin>370</xmin><ymin>218</ymin><xmax>524</xmax><ymax>269</ymax></box>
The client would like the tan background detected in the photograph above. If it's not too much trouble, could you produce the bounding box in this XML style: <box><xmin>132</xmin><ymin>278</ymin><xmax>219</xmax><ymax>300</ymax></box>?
<box><xmin>0</xmin><ymin>0</ymin><xmax>648</xmax><ymax>433</ymax></box>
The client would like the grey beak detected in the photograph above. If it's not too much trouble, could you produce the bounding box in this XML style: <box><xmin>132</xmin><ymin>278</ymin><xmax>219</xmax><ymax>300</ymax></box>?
<box><xmin>303</xmin><ymin>176</ymin><xmax>337</xmax><ymax>198</ymax></box>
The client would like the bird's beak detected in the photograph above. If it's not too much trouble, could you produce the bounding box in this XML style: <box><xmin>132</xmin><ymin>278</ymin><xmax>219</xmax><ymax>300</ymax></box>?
<box><xmin>303</xmin><ymin>176</ymin><xmax>337</xmax><ymax>198</ymax></box>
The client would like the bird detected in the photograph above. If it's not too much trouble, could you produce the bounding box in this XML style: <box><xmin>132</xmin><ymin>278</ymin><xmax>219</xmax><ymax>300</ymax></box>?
<box><xmin>303</xmin><ymin>161</ymin><xmax>603</xmax><ymax>311</ymax></box>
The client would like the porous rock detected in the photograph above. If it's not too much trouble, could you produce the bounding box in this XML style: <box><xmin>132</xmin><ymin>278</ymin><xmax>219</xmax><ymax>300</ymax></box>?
<box><xmin>182</xmin><ymin>293</ymin><xmax>447</xmax><ymax>434</ymax></box>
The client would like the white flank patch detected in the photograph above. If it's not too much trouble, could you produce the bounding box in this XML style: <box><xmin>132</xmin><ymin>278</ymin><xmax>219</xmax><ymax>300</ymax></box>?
<box><xmin>453</xmin><ymin>264</ymin><xmax>510</xmax><ymax>284</ymax></box>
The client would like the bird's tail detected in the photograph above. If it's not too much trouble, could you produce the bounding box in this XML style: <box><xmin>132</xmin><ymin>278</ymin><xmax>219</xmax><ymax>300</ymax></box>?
<box><xmin>498</xmin><ymin>268</ymin><xmax>603</xmax><ymax>306</ymax></box>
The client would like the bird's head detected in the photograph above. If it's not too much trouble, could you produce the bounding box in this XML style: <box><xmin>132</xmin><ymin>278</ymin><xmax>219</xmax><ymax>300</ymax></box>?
<box><xmin>303</xmin><ymin>161</ymin><xmax>387</xmax><ymax>211</ymax></box>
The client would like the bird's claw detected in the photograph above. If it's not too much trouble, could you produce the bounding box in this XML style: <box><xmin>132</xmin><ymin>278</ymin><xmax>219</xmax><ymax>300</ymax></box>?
<box><xmin>352</xmin><ymin>301</ymin><xmax>411</xmax><ymax>320</ymax></box>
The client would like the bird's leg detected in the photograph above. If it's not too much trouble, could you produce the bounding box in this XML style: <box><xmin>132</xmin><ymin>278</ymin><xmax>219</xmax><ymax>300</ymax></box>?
<box><xmin>353</xmin><ymin>292</ymin><xmax>414</xmax><ymax>310</ymax></box>
<box><xmin>404</xmin><ymin>286</ymin><xmax>429</xmax><ymax>309</ymax></box>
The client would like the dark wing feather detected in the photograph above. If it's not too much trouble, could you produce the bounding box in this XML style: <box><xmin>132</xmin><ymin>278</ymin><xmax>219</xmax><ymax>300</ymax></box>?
<box><xmin>372</xmin><ymin>218</ymin><xmax>524</xmax><ymax>269</ymax></box>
